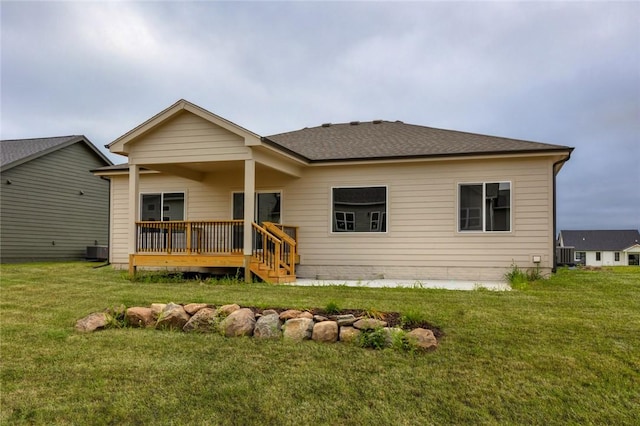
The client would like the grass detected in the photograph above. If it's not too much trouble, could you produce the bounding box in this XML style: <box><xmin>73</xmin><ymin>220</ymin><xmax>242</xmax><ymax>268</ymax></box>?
<box><xmin>1</xmin><ymin>263</ymin><xmax>639</xmax><ymax>425</ymax></box>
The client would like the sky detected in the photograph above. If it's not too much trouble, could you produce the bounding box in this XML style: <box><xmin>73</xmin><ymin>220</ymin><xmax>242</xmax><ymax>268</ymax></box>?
<box><xmin>1</xmin><ymin>1</ymin><xmax>638</xmax><ymax>233</ymax></box>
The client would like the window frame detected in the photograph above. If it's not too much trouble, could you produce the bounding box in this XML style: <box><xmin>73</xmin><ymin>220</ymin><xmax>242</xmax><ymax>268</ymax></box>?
<box><xmin>575</xmin><ymin>251</ymin><xmax>586</xmax><ymax>262</ymax></box>
<box><xmin>139</xmin><ymin>191</ymin><xmax>186</xmax><ymax>222</ymax></box>
<box><xmin>595</xmin><ymin>252</ymin><xmax>601</xmax><ymax>262</ymax></box>
<box><xmin>231</xmin><ymin>190</ymin><xmax>283</xmax><ymax>224</ymax></box>
<box><xmin>615</xmin><ymin>252</ymin><xmax>620</xmax><ymax>262</ymax></box>
<box><xmin>457</xmin><ymin>181</ymin><xmax>512</xmax><ymax>233</ymax></box>
<box><xmin>330</xmin><ymin>185</ymin><xmax>388</xmax><ymax>234</ymax></box>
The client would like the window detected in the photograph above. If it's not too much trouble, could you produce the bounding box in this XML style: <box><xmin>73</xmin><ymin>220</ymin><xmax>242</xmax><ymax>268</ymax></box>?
<box><xmin>332</xmin><ymin>186</ymin><xmax>387</xmax><ymax>233</ymax></box>
<box><xmin>615</xmin><ymin>252</ymin><xmax>620</xmax><ymax>262</ymax></box>
<box><xmin>575</xmin><ymin>251</ymin><xmax>586</xmax><ymax>262</ymax></box>
<box><xmin>459</xmin><ymin>182</ymin><xmax>511</xmax><ymax>232</ymax></box>
<box><xmin>141</xmin><ymin>192</ymin><xmax>184</xmax><ymax>221</ymax></box>
<box><xmin>596</xmin><ymin>252</ymin><xmax>601</xmax><ymax>261</ymax></box>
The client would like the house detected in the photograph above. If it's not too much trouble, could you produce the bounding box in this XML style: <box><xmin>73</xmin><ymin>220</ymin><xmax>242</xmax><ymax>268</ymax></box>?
<box><xmin>1</xmin><ymin>135</ymin><xmax>112</xmax><ymax>262</ymax></box>
<box><xmin>557</xmin><ymin>230</ymin><xmax>640</xmax><ymax>266</ymax></box>
<box><xmin>93</xmin><ymin>99</ymin><xmax>573</xmax><ymax>282</ymax></box>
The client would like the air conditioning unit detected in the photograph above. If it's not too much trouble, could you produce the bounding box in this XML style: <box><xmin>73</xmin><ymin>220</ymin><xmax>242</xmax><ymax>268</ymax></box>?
<box><xmin>86</xmin><ymin>245</ymin><xmax>108</xmax><ymax>261</ymax></box>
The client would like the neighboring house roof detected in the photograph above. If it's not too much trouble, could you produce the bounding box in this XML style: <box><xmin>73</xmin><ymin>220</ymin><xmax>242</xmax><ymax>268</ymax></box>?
<box><xmin>559</xmin><ymin>230</ymin><xmax>640</xmax><ymax>251</ymax></box>
<box><xmin>265</xmin><ymin>120</ymin><xmax>573</xmax><ymax>162</ymax></box>
<box><xmin>1</xmin><ymin>135</ymin><xmax>112</xmax><ymax>171</ymax></box>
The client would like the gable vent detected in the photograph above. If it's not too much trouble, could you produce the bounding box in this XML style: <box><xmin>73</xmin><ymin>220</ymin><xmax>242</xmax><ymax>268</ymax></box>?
<box><xmin>350</xmin><ymin>121</ymin><xmax>360</xmax><ymax>125</ymax></box>
<box><xmin>322</xmin><ymin>123</ymin><xmax>332</xmax><ymax>127</ymax></box>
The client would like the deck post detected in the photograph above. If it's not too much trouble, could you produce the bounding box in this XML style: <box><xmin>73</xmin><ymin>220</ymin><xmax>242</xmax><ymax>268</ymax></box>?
<box><xmin>128</xmin><ymin>164</ymin><xmax>140</xmax><ymax>273</ymax></box>
<box><xmin>243</xmin><ymin>159</ymin><xmax>255</xmax><ymax>283</ymax></box>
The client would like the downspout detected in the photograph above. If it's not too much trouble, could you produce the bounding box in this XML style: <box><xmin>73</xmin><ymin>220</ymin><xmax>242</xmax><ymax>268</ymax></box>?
<box><xmin>96</xmin><ymin>175</ymin><xmax>112</xmax><ymax>268</ymax></box>
<box><xmin>552</xmin><ymin>152</ymin><xmax>572</xmax><ymax>273</ymax></box>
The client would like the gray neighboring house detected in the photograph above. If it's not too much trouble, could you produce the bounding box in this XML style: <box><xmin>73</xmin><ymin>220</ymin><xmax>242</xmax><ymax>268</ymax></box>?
<box><xmin>1</xmin><ymin>135</ymin><xmax>112</xmax><ymax>262</ymax></box>
<box><xmin>557</xmin><ymin>230</ymin><xmax>640</xmax><ymax>266</ymax></box>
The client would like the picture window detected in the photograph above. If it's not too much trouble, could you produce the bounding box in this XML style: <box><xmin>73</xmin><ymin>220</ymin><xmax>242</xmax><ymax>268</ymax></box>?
<box><xmin>459</xmin><ymin>182</ymin><xmax>511</xmax><ymax>232</ymax></box>
<box><xmin>332</xmin><ymin>186</ymin><xmax>387</xmax><ymax>233</ymax></box>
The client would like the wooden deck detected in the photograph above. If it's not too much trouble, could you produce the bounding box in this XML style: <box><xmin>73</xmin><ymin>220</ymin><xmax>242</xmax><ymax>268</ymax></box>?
<box><xmin>129</xmin><ymin>220</ymin><xmax>298</xmax><ymax>283</ymax></box>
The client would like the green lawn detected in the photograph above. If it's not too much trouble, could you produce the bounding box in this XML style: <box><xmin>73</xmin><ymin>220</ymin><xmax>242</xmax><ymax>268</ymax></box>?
<box><xmin>1</xmin><ymin>263</ymin><xmax>638</xmax><ymax>425</ymax></box>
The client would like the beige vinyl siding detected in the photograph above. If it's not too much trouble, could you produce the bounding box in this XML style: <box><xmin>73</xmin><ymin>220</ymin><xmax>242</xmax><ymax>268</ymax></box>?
<box><xmin>284</xmin><ymin>156</ymin><xmax>554</xmax><ymax>279</ymax></box>
<box><xmin>1</xmin><ymin>143</ymin><xmax>110</xmax><ymax>262</ymax></box>
<box><xmin>108</xmin><ymin>155</ymin><xmax>556</xmax><ymax>280</ymax></box>
<box><xmin>128</xmin><ymin>111</ymin><xmax>250</xmax><ymax>164</ymax></box>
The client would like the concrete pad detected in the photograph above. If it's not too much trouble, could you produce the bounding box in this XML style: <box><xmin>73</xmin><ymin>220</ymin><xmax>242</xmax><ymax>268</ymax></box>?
<box><xmin>287</xmin><ymin>279</ymin><xmax>510</xmax><ymax>291</ymax></box>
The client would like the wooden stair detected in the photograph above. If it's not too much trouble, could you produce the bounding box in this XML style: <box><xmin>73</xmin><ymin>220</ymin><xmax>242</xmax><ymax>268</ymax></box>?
<box><xmin>249</xmin><ymin>259</ymin><xmax>296</xmax><ymax>283</ymax></box>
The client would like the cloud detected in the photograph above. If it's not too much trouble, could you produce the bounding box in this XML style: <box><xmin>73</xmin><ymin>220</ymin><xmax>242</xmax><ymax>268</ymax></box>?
<box><xmin>1</xmin><ymin>1</ymin><xmax>638</xmax><ymax>230</ymax></box>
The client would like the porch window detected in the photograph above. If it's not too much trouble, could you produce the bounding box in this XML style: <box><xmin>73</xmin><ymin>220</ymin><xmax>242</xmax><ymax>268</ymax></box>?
<box><xmin>459</xmin><ymin>182</ymin><xmax>511</xmax><ymax>232</ymax></box>
<box><xmin>141</xmin><ymin>192</ymin><xmax>184</xmax><ymax>221</ymax></box>
<box><xmin>332</xmin><ymin>186</ymin><xmax>387</xmax><ymax>233</ymax></box>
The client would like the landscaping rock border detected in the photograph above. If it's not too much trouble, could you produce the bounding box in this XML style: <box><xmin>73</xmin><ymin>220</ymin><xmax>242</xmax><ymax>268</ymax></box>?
<box><xmin>76</xmin><ymin>303</ymin><xmax>440</xmax><ymax>352</ymax></box>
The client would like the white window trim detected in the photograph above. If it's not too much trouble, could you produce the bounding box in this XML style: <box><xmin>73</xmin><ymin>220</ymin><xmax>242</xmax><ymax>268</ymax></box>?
<box><xmin>330</xmin><ymin>185</ymin><xmax>389</xmax><ymax>235</ymax></box>
<box><xmin>457</xmin><ymin>181</ymin><xmax>512</xmax><ymax>233</ymax></box>
<box><xmin>139</xmin><ymin>191</ymin><xmax>186</xmax><ymax>221</ymax></box>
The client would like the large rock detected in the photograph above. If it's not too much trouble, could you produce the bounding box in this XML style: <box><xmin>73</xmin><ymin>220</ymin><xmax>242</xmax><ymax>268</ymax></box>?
<box><xmin>125</xmin><ymin>307</ymin><xmax>155</xmax><ymax>328</ymax></box>
<box><xmin>353</xmin><ymin>318</ymin><xmax>388</xmax><ymax>330</ymax></box>
<box><xmin>217</xmin><ymin>304</ymin><xmax>241</xmax><ymax>317</ymax></box>
<box><xmin>184</xmin><ymin>303</ymin><xmax>210</xmax><ymax>315</ymax></box>
<box><xmin>219</xmin><ymin>308</ymin><xmax>256</xmax><ymax>337</ymax></box>
<box><xmin>312</xmin><ymin>321</ymin><xmax>338</xmax><ymax>343</ymax></box>
<box><xmin>335</xmin><ymin>314</ymin><xmax>357</xmax><ymax>327</ymax></box>
<box><xmin>183</xmin><ymin>307</ymin><xmax>217</xmax><ymax>333</ymax></box>
<box><xmin>339</xmin><ymin>326</ymin><xmax>361</xmax><ymax>343</ymax></box>
<box><xmin>253</xmin><ymin>313</ymin><xmax>282</xmax><ymax>339</ymax></box>
<box><xmin>156</xmin><ymin>303</ymin><xmax>190</xmax><ymax>330</ymax></box>
<box><xmin>282</xmin><ymin>318</ymin><xmax>314</xmax><ymax>341</ymax></box>
<box><xmin>75</xmin><ymin>312</ymin><xmax>108</xmax><ymax>333</ymax></box>
<box><xmin>279</xmin><ymin>309</ymin><xmax>302</xmax><ymax>320</ymax></box>
<box><xmin>407</xmin><ymin>328</ymin><xmax>438</xmax><ymax>351</ymax></box>
<box><xmin>150</xmin><ymin>303</ymin><xmax>166</xmax><ymax>318</ymax></box>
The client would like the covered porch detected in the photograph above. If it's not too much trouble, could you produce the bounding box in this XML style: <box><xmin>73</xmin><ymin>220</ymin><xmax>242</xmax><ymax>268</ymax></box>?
<box><xmin>130</xmin><ymin>220</ymin><xmax>299</xmax><ymax>283</ymax></box>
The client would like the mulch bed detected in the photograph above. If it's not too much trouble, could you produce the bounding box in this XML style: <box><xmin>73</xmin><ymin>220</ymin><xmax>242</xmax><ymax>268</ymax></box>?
<box><xmin>250</xmin><ymin>307</ymin><xmax>444</xmax><ymax>338</ymax></box>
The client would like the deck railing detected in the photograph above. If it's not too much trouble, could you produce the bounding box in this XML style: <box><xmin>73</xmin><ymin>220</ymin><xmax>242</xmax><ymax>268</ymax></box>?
<box><xmin>136</xmin><ymin>220</ymin><xmax>244</xmax><ymax>254</ymax></box>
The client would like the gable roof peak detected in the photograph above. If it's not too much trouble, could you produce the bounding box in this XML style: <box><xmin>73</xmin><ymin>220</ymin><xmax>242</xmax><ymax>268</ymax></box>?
<box><xmin>1</xmin><ymin>135</ymin><xmax>111</xmax><ymax>170</ymax></box>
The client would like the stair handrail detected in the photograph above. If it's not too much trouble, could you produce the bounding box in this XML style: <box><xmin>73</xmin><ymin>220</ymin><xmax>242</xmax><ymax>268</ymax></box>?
<box><xmin>252</xmin><ymin>222</ymin><xmax>297</xmax><ymax>278</ymax></box>
<box><xmin>262</xmin><ymin>222</ymin><xmax>296</xmax><ymax>276</ymax></box>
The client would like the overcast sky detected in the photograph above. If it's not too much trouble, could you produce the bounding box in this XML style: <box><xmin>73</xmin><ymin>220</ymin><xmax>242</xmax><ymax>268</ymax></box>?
<box><xmin>1</xmin><ymin>1</ymin><xmax>638</xmax><ymax>232</ymax></box>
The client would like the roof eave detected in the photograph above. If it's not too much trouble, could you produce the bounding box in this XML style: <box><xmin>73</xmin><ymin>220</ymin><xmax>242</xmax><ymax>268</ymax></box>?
<box><xmin>304</xmin><ymin>147</ymin><xmax>574</xmax><ymax>165</ymax></box>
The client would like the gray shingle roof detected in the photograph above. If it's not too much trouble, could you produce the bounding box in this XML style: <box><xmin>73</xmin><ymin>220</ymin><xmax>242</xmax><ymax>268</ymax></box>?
<box><xmin>266</xmin><ymin>120</ymin><xmax>572</xmax><ymax>162</ymax></box>
<box><xmin>559</xmin><ymin>230</ymin><xmax>640</xmax><ymax>251</ymax></box>
<box><xmin>1</xmin><ymin>135</ymin><xmax>111</xmax><ymax>170</ymax></box>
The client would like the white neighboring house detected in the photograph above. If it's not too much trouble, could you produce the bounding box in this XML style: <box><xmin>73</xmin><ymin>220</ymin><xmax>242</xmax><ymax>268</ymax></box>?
<box><xmin>557</xmin><ymin>230</ymin><xmax>640</xmax><ymax>266</ymax></box>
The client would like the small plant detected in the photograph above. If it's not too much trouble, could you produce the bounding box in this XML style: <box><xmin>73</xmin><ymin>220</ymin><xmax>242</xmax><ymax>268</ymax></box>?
<box><xmin>527</xmin><ymin>264</ymin><xmax>544</xmax><ymax>281</ymax></box>
<box><xmin>324</xmin><ymin>300</ymin><xmax>340</xmax><ymax>315</ymax></box>
<box><xmin>363</xmin><ymin>307</ymin><xmax>386</xmax><ymax>320</ymax></box>
<box><xmin>356</xmin><ymin>327</ymin><xmax>388</xmax><ymax>350</ymax></box>
<box><xmin>104</xmin><ymin>304</ymin><xmax>127</xmax><ymax>328</ymax></box>
<box><xmin>505</xmin><ymin>262</ymin><xmax>528</xmax><ymax>285</ymax></box>
<box><xmin>505</xmin><ymin>261</ymin><xmax>546</xmax><ymax>289</ymax></box>
<box><xmin>400</xmin><ymin>310</ymin><xmax>425</xmax><ymax>328</ymax></box>
<box><xmin>390</xmin><ymin>329</ymin><xmax>417</xmax><ymax>353</ymax></box>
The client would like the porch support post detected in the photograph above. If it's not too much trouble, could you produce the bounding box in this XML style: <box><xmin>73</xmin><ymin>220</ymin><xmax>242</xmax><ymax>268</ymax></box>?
<box><xmin>128</xmin><ymin>164</ymin><xmax>140</xmax><ymax>276</ymax></box>
<box><xmin>243</xmin><ymin>159</ymin><xmax>255</xmax><ymax>282</ymax></box>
